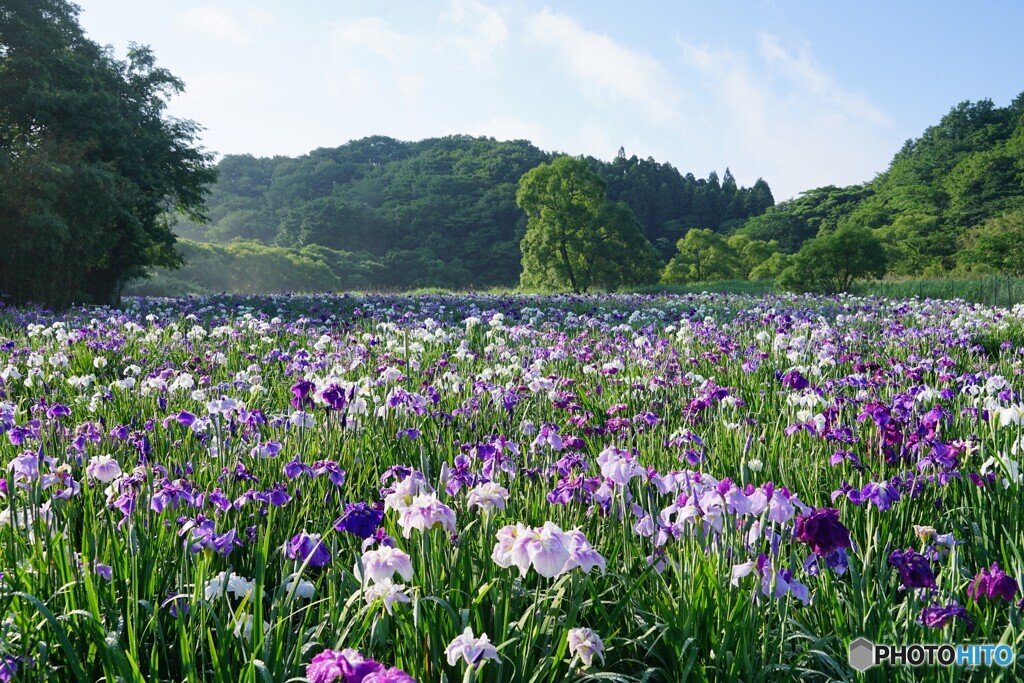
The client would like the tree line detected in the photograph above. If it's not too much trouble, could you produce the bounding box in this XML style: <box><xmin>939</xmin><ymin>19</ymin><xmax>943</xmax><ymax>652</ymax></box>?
<box><xmin>169</xmin><ymin>137</ymin><xmax>774</xmax><ymax>292</ymax></box>
<box><xmin>726</xmin><ymin>94</ymin><xmax>1024</xmax><ymax>291</ymax></box>
<box><xmin>171</xmin><ymin>90</ymin><xmax>1024</xmax><ymax>296</ymax></box>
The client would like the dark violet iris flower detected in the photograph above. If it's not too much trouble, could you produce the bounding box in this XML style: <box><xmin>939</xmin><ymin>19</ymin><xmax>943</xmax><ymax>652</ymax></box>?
<box><xmin>968</xmin><ymin>563</ymin><xmax>1019</xmax><ymax>602</ymax></box>
<box><xmin>306</xmin><ymin>648</ymin><xmax>384</xmax><ymax>683</ymax></box>
<box><xmin>333</xmin><ymin>502</ymin><xmax>384</xmax><ymax>539</ymax></box>
<box><xmin>918</xmin><ymin>601</ymin><xmax>974</xmax><ymax>632</ymax></box>
<box><xmin>287</xmin><ymin>532</ymin><xmax>332</xmax><ymax>567</ymax></box>
<box><xmin>290</xmin><ymin>379</ymin><xmax>316</xmax><ymax>410</ymax></box>
<box><xmin>794</xmin><ymin>508</ymin><xmax>852</xmax><ymax>557</ymax></box>
<box><xmin>321</xmin><ymin>383</ymin><xmax>347</xmax><ymax>411</ymax></box>
<box><xmin>887</xmin><ymin>549</ymin><xmax>936</xmax><ymax>590</ymax></box>
<box><xmin>780</xmin><ymin>370</ymin><xmax>809</xmax><ymax>390</ymax></box>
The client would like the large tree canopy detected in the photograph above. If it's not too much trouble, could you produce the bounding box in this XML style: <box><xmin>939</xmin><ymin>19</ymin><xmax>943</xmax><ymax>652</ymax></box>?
<box><xmin>517</xmin><ymin>157</ymin><xmax>660</xmax><ymax>293</ymax></box>
<box><xmin>0</xmin><ymin>0</ymin><xmax>216</xmax><ymax>307</ymax></box>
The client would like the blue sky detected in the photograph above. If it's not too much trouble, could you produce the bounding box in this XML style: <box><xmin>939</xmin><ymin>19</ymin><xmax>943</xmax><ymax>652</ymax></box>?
<box><xmin>74</xmin><ymin>1</ymin><xmax>1024</xmax><ymax>200</ymax></box>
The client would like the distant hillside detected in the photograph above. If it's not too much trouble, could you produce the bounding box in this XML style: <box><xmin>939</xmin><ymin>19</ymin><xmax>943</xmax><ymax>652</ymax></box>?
<box><xmin>738</xmin><ymin>92</ymin><xmax>1024</xmax><ymax>275</ymax></box>
<box><xmin>174</xmin><ymin>135</ymin><xmax>774</xmax><ymax>290</ymax></box>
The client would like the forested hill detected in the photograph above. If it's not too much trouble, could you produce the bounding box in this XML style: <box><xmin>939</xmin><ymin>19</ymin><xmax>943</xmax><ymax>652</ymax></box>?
<box><xmin>739</xmin><ymin>93</ymin><xmax>1024</xmax><ymax>275</ymax></box>
<box><xmin>175</xmin><ymin>136</ymin><xmax>774</xmax><ymax>289</ymax></box>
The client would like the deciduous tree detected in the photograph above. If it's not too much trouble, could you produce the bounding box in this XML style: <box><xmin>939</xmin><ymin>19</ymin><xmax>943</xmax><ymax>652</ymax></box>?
<box><xmin>661</xmin><ymin>229</ymin><xmax>740</xmax><ymax>284</ymax></box>
<box><xmin>517</xmin><ymin>157</ymin><xmax>659</xmax><ymax>292</ymax></box>
<box><xmin>777</xmin><ymin>224</ymin><xmax>887</xmax><ymax>294</ymax></box>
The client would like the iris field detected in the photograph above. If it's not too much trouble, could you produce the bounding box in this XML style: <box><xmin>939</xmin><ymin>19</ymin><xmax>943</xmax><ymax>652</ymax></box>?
<box><xmin>0</xmin><ymin>292</ymin><xmax>1022</xmax><ymax>682</ymax></box>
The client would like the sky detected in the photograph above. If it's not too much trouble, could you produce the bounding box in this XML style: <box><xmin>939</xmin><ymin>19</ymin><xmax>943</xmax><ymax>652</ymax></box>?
<box><xmin>73</xmin><ymin>1</ymin><xmax>1024</xmax><ymax>201</ymax></box>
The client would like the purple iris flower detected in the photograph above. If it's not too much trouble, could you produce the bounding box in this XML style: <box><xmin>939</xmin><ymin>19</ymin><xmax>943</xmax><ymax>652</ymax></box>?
<box><xmin>918</xmin><ymin>601</ymin><xmax>974</xmax><ymax>632</ymax></box>
<box><xmin>887</xmin><ymin>549</ymin><xmax>936</xmax><ymax>590</ymax></box>
<box><xmin>306</xmin><ymin>648</ymin><xmax>383</xmax><ymax>683</ymax></box>
<box><xmin>162</xmin><ymin>593</ymin><xmax>190</xmax><ymax>619</ymax></box>
<box><xmin>320</xmin><ymin>384</ymin><xmax>347</xmax><ymax>411</ymax></box>
<box><xmin>290</xmin><ymin>380</ymin><xmax>316</xmax><ymax>410</ymax></box>
<box><xmin>363</xmin><ymin>667</ymin><xmax>416</xmax><ymax>682</ymax></box>
<box><xmin>313</xmin><ymin>460</ymin><xmax>346</xmax><ymax>487</ymax></box>
<box><xmin>443</xmin><ymin>455</ymin><xmax>477</xmax><ymax>495</ymax></box>
<box><xmin>287</xmin><ymin>532</ymin><xmax>332</xmax><ymax>567</ymax></box>
<box><xmin>780</xmin><ymin>370</ymin><xmax>809</xmax><ymax>390</ymax></box>
<box><xmin>284</xmin><ymin>457</ymin><xmax>314</xmax><ymax>479</ymax></box>
<box><xmin>0</xmin><ymin>655</ymin><xmax>18</xmax><ymax>682</ymax></box>
<box><xmin>183</xmin><ymin>518</ymin><xmax>242</xmax><ymax>557</ymax></box>
<box><xmin>794</xmin><ymin>508</ymin><xmax>852</xmax><ymax>557</ymax></box>
<box><xmin>267</xmin><ymin>483</ymin><xmax>293</xmax><ymax>507</ymax></box>
<box><xmin>205</xmin><ymin>488</ymin><xmax>232</xmax><ymax>512</ymax></box>
<box><xmin>862</xmin><ymin>481</ymin><xmax>901</xmax><ymax>511</ymax></box>
<box><xmin>501</xmin><ymin>391</ymin><xmax>518</xmax><ymax>413</ymax></box>
<box><xmin>828</xmin><ymin>450</ymin><xmax>864</xmax><ymax>471</ymax></box>
<box><xmin>45</xmin><ymin>404</ymin><xmax>71</xmax><ymax>420</ymax></box>
<box><xmin>968</xmin><ymin>563</ymin><xmax>1019</xmax><ymax>602</ymax></box>
<box><xmin>175</xmin><ymin>411</ymin><xmax>197</xmax><ymax>428</ymax></box>
<box><xmin>151</xmin><ymin>479</ymin><xmax>193</xmax><ymax>513</ymax></box>
<box><xmin>333</xmin><ymin>502</ymin><xmax>384</xmax><ymax>540</ymax></box>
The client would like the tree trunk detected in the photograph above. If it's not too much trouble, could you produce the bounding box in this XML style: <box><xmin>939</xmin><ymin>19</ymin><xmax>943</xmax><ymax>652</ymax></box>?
<box><xmin>558</xmin><ymin>241</ymin><xmax>580</xmax><ymax>293</ymax></box>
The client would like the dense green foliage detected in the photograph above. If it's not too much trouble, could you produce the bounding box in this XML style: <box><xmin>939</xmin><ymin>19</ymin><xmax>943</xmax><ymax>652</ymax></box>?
<box><xmin>960</xmin><ymin>208</ymin><xmax>1024</xmax><ymax>276</ymax></box>
<box><xmin>777</xmin><ymin>225</ymin><xmax>888</xmax><ymax>294</ymax></box>
<box><xmin>0</xmin><ymin>0</ymin><xmax>216</xmax><ymax>307</ymax></box>
<box><xmin>517</xmin><ymin>157</ymin><xmax>661</xmax><ymax>292</ymax></box>
<box><xmin>175</xmin><ymin>138</ymin><xmax>772</xmax><ymax>290</ymax></box>
<box><xmin>174</xmin><ymin>91</ymin><xmax>1024</xmax><ymax>297</ymax></box>
<box><xmin>736</xmin><ymin>94</ymin><xmax>1024</xmax><ymax>282</ymax></box>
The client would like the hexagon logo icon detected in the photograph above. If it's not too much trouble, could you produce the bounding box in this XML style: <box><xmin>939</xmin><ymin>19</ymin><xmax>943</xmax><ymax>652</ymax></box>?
<box><xmin>849</xmin><ymin>637</ymin><xmax>875</xmax><ymax>672</ymax></box>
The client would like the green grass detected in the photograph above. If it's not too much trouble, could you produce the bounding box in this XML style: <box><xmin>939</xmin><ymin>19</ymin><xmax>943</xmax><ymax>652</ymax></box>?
<box><xmin>856</xmin><ymin>276</ymin><xmax>1024</xmax><ymax>307</ymax></box>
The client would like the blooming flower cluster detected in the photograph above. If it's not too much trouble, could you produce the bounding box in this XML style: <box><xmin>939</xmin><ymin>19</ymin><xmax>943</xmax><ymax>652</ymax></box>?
<box><xmin>1</xmin><ymin>291</ymin><xmax>1023</xmax><ymax>680</ymax></box>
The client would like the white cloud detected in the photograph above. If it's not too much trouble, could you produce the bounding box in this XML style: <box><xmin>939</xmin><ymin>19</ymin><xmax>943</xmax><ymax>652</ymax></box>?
<box><xmin>330</xmin><ymin>18</ymin><xmax>424</xmax><ymax>102</ymax></box>
<box><xmin>678</xmin><ymin>34</ymin><xmax>896</xmax><ymax>199</ymax></box>
<box><xmin>180</xmin><ymin>6</ymin><xmax>252</xmax><ymax>47</ymax></box>
<box><xmin>525</xmin><ymin>9</ymin><xmax>680</xmax><ymax>125</ymax></box>
<box><xmin>440</xmin><ymin>0</ymin><xmax>508</xmax><ymax>68</ymax></box>
<box><xmin>757</xmin><ymin>34</ymin><xmax>889</xmax><ymax>127</ymax></box>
